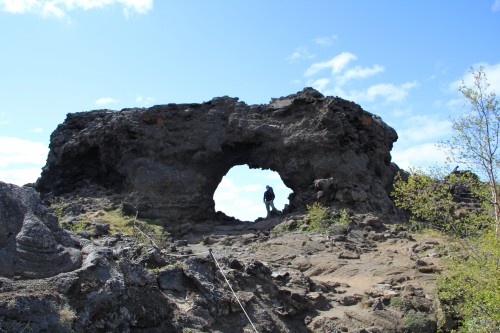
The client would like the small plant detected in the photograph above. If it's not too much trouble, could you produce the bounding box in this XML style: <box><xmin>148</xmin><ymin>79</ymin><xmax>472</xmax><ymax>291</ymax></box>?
<box><xmin>272</xmin><ymin>219</ymin><xmax>300</xmax><ymax>232</ymax></box>
<box><xmin>334</xmin><ymin>208</ymin><xmax>350</xmax><ymax>226</ymax></box>
<box><xmin>390</xmin><ymin>296</ymin><xmax>414</xmax><ymax>311</ymax></box>
<box><xmin>306</xmin><ymin>202</ymin><xmax>331</xmax><ymax>234</ymax></box>
<box><xmin>60</xmin><ymin>218</ymin><xmax>89</xmax><ymax>233</ymax></box>
<box><xmin>402</xmin><ymin>310</ymin><xmax>435</xmax><ymax>333</ymax></box>
<box><xmin>58</xmin><ymin>305</ymin><xmax>76</xmax><ymax>331</ymax></box>
<box><xmin>48</xmin><ymin>197</ymin><xmax>65</xmax><ymax>220</ymax></box>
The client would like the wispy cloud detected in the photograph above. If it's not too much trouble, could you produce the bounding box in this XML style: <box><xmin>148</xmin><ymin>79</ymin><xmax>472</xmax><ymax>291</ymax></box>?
<box><xmin>325</xmin><ymin>81</ymin><xmax>419</xmax><ymax>104</ymax></box>
<box><xmin>305</xmin><ymin>52</ymin><xmax>357</xmax><ymax>77</ymax></box>
<box><xmin>337</xmin><ymin>64</ymin><xmax>384</xmax><ymax>85</ymax></box>
<box><xmin>362</xmin><ymin>82</ymin><xmax>419</xmax><ymax>103</ymax></box>
<box><xmin>286</xmin><ymin>47</ymin><xmax>314</xmax><ymax>64</ymax></box>
<box><xmin>302</xmin><ymin>50</ymin><xmax>420</xmax><ymax>104</ymax></box>
<box><xmin>0</xmin><ymin>0</ymin><xmax>153</xmax><ymax>20</ymax></box>
<box><xmin>313</xmin><ymin>35</ymin><xmax>338</xmax><ymax>47</ymax></box>
<box><xmin>95</xmin><ymin>97</ymin><xmax>117</xmax><ymax>105</ymax></box>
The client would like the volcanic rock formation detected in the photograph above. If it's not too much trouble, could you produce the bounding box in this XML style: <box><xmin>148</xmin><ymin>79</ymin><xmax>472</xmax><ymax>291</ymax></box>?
<box><xmin>36</xmin><ymin>88</ymin><xmax>399</xmax><ymax>221</ymax></box>
<box><xmin>0</xmin><ymin>182</ymin><xmax>81</xmax><ymax>278</ymax></box>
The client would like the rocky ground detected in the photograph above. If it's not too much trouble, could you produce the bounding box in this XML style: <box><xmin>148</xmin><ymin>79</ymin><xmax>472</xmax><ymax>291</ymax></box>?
<box><xmin>0</xmin><ymin>184</ymin><xmax>447</xmax><ymax>332</ymax></box>
<box><xmin>183</xmin><ymin>213</ymin><xmax>444</xmax><ymax>333</ymax></box>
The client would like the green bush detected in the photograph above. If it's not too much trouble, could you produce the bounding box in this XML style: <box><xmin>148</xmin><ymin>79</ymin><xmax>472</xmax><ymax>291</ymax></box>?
<box><xmin>437</xmin><ymin>231</ymin><xmax>500</xmax><ymax>332</ymax></box>
<box><xmin>306</xmin><ymin>202</ymin><xmax>331</xmax><ymax>234</ymax></box>
<box><xmin>393</xmin><ymin>170</ymin><xmax>500</xmax><ymax>332</ymax></box>
<box><xmin>390</xmin><ymin>296</ymin><xmax>414</xmax><ymax>311</ymax></box>
<box><xmin>403</xmin><ymin>310</ymin><xmax>435</xmax><ymax>333</ymax></box>
<box><xmin>334</xmin><ymin>208</ymin><xmax>350</xmax><ymax>226</ymax></box>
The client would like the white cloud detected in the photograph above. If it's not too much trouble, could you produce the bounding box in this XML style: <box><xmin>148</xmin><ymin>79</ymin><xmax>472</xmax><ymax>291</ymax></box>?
<box><xmin>0</xmin><ymin>167</ymin><xmax>42</xmax><ymax>186</ymax></box>
<box><xmin>214</xmin><ymin>178</ymin><xmax>265</xmax><ymax>221</ymax></box>
<box><xmin>31</xmin><ymin>128</ymin><xmax>43</xmax><ymax>133</ymax></box>
<box><xmin>450</xmin><ymin>62</ymin><xmax>500</xmax><ymax>95</ymax></box>
<box><xmin>95</xmin><ymin>97</ymin><xmax>117</xmax><ymax>105</ymax></box>
<box><xmin>492</xmin><ymin>0</ymin><xmax>500</xmax><ymax>12</ymax></box>
<box><xmin>330</xmin><ymin>81</ymin><xmax>418</xmax><ymax>104</ymax></box>
<box><xmin>303</xmin><ymin>52</ymin><xmax>417</xmax><ymax>105</ymax></box>
<box><xmin>337</xmin><ymin>64</ymin><xmax>384</xmax><ymax>85</ymax></box>
<box><xmin>0</xmin><ymin>0</ymin><xmax>153</xmax><ymax>19</ymax></box>
<box><xmin>392</xmin><ymin>143</ymin><xmax>447</xmax><ymax>170</ymax></box>
<box><xmin>0</xmin><ymin>136</ymin><xmax>48</xmax><ymax>167</ymax></box>
<box><xmin>286</xmin><ymin>47</ymin><xmax>314</xmax><ymax>63</ymax></box>
<box><xmin>305</xmin><ymin>52</ymin><xmax>357</xmax><ymax>77</ymax></box>
<box><xmin>0</xmin><ymin>136</ymin><xmax>48</xmax><ymax>185</ymax></box>
<box><xmin>313</xmin><ymin>35</ymin><xmax>338</xmax><ymax>47</ymax></box>
<box><xmin>398</xmin><ymin>116</ymin><xmax>452</xmax><ymax>144</ymax></box>
<box><xmin>0</xmin><ymin>0</ymin><xmax>36</xmax><ymax>13</ymax></box>
<box><xmin>214</xmin><ymin>166</ymin><xmax>292</xmax><ymax>221</ymax></box>
<box><xmin>364</xmin><ymin>81</ymin><xmax>419</xmax><ymax>103</ymax></box>
<box><xmin>310</xmin><ymin>78</ymin><xmax>330</xmax><ymax>91</ymax></box>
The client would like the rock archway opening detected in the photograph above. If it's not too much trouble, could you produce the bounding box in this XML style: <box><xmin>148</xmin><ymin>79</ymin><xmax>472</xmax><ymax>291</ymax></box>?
<box><xmin>213</xmin><ymin>164</ymin><xmax>293</xmax><ymax>222</ymax></box>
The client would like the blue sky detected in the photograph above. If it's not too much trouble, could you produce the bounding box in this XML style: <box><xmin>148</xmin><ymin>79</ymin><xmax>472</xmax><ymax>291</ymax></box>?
<box><xmin>1</xmin><ymin>0</ymin><xmax>499</xmax><ymax>220</ymax></box>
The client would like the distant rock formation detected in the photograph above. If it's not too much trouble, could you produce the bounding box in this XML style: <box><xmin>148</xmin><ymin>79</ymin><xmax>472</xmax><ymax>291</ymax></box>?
<box><xmin>0</xmin><ymin>182</ymin><xmax>81</xmax><ymax>278</ymax></box>
<box><xmin>36</xmin><ymin>88</ymin><xmax>399</xmax><ymax>221</ymax></box>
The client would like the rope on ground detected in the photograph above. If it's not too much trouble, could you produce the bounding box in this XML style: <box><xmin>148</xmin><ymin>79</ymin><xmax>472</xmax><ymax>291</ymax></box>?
<box><xmin>209</xmin><ymin>249</ymin><xmax>259</xmax><ymax>333</ymax></box>
<box><xmin>163</xmin><ymin>251</ymin><xmax>210</xmax><ymax>257</ymax></box>
<box><xmin>132</xmin><ymin>211</ymin><xmax>159</xmax><ymax>248</ymax></box>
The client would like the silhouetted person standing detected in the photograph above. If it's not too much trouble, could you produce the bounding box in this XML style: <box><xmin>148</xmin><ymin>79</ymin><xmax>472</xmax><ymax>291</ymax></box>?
<box><xmin>263</xmin><ymin>185</ymin><xmax>278</xmax><ymax>218</ymax></box>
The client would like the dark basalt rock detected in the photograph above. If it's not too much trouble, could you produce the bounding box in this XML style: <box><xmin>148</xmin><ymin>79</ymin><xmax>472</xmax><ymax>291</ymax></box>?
<box><xmin>0</xmin><ymin>182</ymin><xmax>82</xmax><ymax>278</ymax></box>
<box><xmin>36</xmin><ymin>88</ymin><xmax>399</xmax><ymax>222</ymax></box>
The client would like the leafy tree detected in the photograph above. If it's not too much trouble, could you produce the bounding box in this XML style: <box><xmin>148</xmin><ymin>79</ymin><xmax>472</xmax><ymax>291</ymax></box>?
<box><xmin>441</xmin><ymin>66</ymin><xmax>500</xmax><ymax>239</ymax></box>
<box><xmin>392</xmin><ymin>67</ymin><xmax>500</xmax><ymax>332</ymax></box>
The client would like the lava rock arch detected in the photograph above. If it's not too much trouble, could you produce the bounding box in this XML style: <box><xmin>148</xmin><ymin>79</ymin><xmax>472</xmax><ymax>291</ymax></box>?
<box><xmin>36</xmin><ymin>88</ymin><xmax>399</xmax><ymax>221</ymax></box>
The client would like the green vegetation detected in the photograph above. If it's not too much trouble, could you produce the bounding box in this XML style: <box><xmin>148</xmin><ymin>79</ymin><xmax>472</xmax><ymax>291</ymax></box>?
<box><xmin>51</xmin><ymin>198</ymin><xmax>170</xmax><ymax>248</ymax></box>
<box><xmin>95</xmin><ymin>209</ymin><xmax>170</xmax><ymax>247</ymax></box>
<box><xmin>440</xmin><ymin>66</ymin><xmax>500</xmax><ymax>239</ymax></box>
<box><xmin>392</xmin><ymin>67</ymin><xmax>500</xmax><ymax>332</ymax></box>
<box><xmin>390</xmin><ymin>296</ymin><xmax>415</xmax><ymax>311</ymax></box>
<box><xmin>402</xmin><ymin>310</ymin><xmax>434</xmax><ymax>333</ymax></box>
<box><xmin>272</xmin><ymin>203</ymin><xmax>350</xmax><ymax>235</ymax></box>
<box><xmin>306</xmin><ymin>202</ymin><xmax>331</xmax><ymax>233</ymax></box>
<box><xmin>392</xmin><ymin>169</ymin><xmax>488</xmax><ymax>235</ymax></box>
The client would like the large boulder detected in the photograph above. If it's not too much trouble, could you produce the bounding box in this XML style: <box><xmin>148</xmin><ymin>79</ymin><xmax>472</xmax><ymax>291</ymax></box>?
<box><xmin>0</xmin><ymin>182</ymin><xmax>82</xmax><ymax>278</ymax></box>
<box><xmin>36</xmin><ymin>88</ymin><xmax>399</xmax><ymax>221</ymax></box>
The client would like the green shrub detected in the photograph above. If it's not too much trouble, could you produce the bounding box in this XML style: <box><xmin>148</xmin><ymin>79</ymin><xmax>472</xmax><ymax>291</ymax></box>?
<box><xmin>403</xmin><ymin>310</ymin><xmax>435</xmax><ymax>333</ymax></box>
<box><xmin>390</xmin><ymin>296</ymin><xmax>414</xmax><ymax>311</ymax></box>
<box><xmin>306</xmin><ymin>202</ymin><xmax>331</xmax><ymax>234</ymax></box>
<box><xmin>334</xmin><ymin>208</ymin><xmax>350</xmax><ymax>226</ymax></box>
<box><xmin>437</xmin><ymin>231</ymin><xmax>500</xmax><ymax>332</ymax></box>
<box><xmin>272</xmin><ymin>219</ymin><xmax>301</xmax><ymax>232</ymax></box>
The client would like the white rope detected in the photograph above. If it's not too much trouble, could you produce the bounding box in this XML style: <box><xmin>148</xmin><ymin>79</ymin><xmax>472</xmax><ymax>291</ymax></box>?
<box><xmin>209</xmin><ymin>249</ymin><xmax>259</xmax><ymax>333</ymax></box>
<box><xmin>132</xmin><ymin>211</ymin><xmax>159</xmax><ymax>248</ymax></box>
<box><xmin>164</xmin><ymin>251</ymin><xmax>210</xmax><ymax>257</ymax></box>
